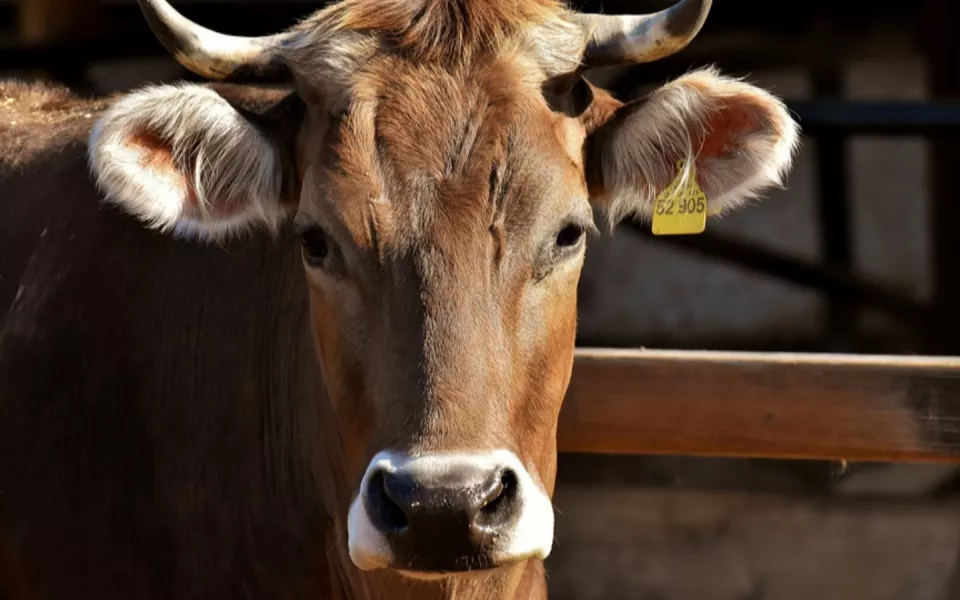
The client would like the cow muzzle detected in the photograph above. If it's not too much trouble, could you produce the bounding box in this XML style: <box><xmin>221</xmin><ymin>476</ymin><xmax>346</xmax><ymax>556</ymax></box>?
<box><xmin>347</xmin><ymin>450</ymin><xmax>555</xmax><ymax>577</ymax></box>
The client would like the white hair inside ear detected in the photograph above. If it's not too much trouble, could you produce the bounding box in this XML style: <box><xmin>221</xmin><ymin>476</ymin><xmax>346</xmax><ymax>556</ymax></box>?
<box><xmin>88</xmin><ymin>84</ymin><xmax>287</xmax><ymax>243</ymax></box>
<box><xmin>589</xmin><ymin>67</ymin><xmax>801</xmax><ymax>228</ymax></box>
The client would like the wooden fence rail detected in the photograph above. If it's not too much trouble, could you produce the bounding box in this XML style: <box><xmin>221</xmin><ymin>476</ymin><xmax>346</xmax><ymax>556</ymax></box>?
<box><xmin>560</xmin><ymin>349</ymin><xmax>960</xmax><ymax>464</ymax></box>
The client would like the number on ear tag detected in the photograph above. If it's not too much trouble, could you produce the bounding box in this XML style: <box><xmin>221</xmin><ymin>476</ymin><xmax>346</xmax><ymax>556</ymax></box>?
<box><xmin>652</xmin><ymin>159</ymin><xmax>708</xmax><ymax>236</ymax></box>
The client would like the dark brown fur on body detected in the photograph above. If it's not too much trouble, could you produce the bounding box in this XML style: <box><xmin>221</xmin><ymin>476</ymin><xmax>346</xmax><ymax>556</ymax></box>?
<box><xmin>0</xmin><ymin>81</ymin><xmax>548</xmax><ymax>600</ymax></box>
<box><xmin>0</xmin><ymin>81</ymin><xmax>332</xmax><ymax>600</ymax></box>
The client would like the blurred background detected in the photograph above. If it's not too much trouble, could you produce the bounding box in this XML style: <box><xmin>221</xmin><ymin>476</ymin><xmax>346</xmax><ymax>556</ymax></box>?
<box><xmin>4</xmin><ymin>0</ymin><xmax>960</xmax><ymax>598</ymax></box>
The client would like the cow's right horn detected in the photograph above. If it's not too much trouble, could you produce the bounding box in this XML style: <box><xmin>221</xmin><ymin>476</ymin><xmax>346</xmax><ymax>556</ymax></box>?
<box><xmin>138</xmin><ymin>0</ymin><xmax>292</xmax><ymax>80</ymax></box>
<box><xmin>573</xmin><ymin>0</ymin><xmax>712</xmax><ymax>68</ymax></box>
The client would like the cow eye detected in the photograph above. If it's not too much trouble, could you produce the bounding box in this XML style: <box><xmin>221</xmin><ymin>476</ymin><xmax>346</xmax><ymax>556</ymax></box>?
<box><xmin>555</xmin><ymin>223</ymin><xmax>585</xmax><ymax>249</ymax></box>
<box><xmin>300</xmin><ymin>227</ymin><xmax>330</xmax><ymax>266</ymax></box>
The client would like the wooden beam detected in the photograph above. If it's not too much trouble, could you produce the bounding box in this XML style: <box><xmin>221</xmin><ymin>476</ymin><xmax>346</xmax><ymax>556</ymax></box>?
<box><xmin>559</xmin><ymin>349</ymin><xmax>960</xmax><ymax>463</ymax></box>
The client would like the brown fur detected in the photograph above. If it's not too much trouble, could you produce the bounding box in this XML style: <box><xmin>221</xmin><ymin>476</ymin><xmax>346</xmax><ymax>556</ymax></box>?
<box><xmin>4</xmin><ymin>0</ymin><xmax>799</xmax><ymax>598</ymax></box>
<box><xmin>295</xmin><ymin>48</ymin><xmax>589</xmax><ymax>588</ymax></box>
<box><xmin>0</xmin><ymin>80</ymin><xmax>104</xmax><ymax>125</ymax></box>
<box><xmin>1</xmin><ymin>83</ymin><xmax>330</xmax><ymax>600</ymax></box>
<box><xmin>0</xmin><ymin>81</ymin><xmax>107</xmax><ymax>170</ymax></box>
<box><xmin>1</xmin><ymin>76</ymin><xmax>569</xmax><ymax>600</ymax></box>
<box><xmin>276</xmin><ymin>3</ymin><xmax>601</xmax><ymax>588</ymax></box>
<box><xmin>324</xmin><ymin>0</ymin><xmax>569</xmax><ymax>63</ymax></box>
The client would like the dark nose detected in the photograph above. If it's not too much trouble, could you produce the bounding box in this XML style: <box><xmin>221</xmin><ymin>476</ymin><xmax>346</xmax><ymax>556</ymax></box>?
<box><xmin>364</xmin><ymin>464</ymin><xmax>521</xmax><ymax>571</ymax></box>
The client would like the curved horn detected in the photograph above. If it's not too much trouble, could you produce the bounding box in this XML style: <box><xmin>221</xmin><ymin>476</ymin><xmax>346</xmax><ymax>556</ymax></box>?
<box><xmin>573</xmin><ymin>0</ymin><xmax>712</xmax><ymax>68</ymax></box>
<box><xmin>137</xmin><ymin>0</ymin><xmax>291</xmax><ymax>80</ymax></box>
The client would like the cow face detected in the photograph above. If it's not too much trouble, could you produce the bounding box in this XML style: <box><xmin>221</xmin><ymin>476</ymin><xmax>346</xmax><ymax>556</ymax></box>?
<box><xmin>88</xmin><ymin>0</ymin><xmax>799</xmax><ymax>580</ymax></box>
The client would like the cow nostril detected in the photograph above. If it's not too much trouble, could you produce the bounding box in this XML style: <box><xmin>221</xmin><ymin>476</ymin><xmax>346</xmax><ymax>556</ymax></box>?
<box><xmin>367</xmin><ymin>470</ymin><xmax>408</xmax><ymax>534</ymax></box>
<box><xmin>479</xmin><ymin>468</ymin><xmax>518</xmax><ymax>518</ymax></box>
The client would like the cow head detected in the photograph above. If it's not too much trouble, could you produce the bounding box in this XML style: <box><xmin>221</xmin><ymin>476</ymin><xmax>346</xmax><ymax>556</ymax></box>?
<box><xmin>88</xmin><ymin>0</ymin><xmax>799</xmax><ymax>580</ymax></box>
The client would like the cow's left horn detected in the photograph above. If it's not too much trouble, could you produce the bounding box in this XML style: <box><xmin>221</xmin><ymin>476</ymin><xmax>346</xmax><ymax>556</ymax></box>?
<box><xmin>138</xmin><ymin>0</ymin><xmax>291</xmax><ymax>80</ymax></box>
<box><xmin>572</xmin><ymin>0</ymin><xmax>712</xmax><ymax>68</ymax></box>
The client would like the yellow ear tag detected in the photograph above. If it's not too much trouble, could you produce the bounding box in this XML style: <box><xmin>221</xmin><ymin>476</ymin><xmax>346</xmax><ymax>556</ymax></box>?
<box><xmin>652</xmin><ymin>159</ymin><xmax>708</xmax><ymax>236</ymax></box>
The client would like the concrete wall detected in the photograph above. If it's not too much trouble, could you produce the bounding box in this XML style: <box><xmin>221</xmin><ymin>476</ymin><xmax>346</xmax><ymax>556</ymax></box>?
<box><xmin>547</xmin><ymin>487</ymin><xmax>960</xmax><ymax>600</ymax></box>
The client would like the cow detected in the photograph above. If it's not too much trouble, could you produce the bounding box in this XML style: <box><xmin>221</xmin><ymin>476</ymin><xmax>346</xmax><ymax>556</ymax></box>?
<box><xmin>0</xmin><ymin>0</ymin><xmax>800</xmax><ymax>598</ymax></box>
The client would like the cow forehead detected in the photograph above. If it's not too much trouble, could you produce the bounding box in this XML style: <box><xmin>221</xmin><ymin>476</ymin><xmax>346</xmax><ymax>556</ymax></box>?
<box><xmin>305</xmin><ymin>57</ymin><xmax>587</xmax><ymax>254</ymax></box>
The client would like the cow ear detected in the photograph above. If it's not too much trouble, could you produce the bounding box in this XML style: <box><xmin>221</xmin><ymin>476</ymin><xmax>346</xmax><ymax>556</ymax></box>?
<box><xmin>584</xmin><ymin>68</ymin><xmax>800</xmax><ymax>227</ymax></box>
<box><xmin>88</xmin><ymin>84</ymin><xmax>293</xmax><ymax>242</ymax></box>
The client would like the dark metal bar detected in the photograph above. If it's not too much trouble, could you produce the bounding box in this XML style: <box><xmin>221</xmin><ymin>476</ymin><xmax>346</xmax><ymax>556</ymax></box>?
<box><xmin>791</xmin><ymin>101</ymin><xmax>960</xmax><ymax>135</ymax></box>
<box><xmin>921</xmin><ymin>0</ymin><xmax>960</xmax><ymax>356</ymax></box>
<box><xmin>811</xmin><ymin>59</ymin><xmax>857</xmax><ymax>348</ymax></box>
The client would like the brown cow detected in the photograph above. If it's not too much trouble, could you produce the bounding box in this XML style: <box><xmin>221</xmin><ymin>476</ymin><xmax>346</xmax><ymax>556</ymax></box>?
<box><xmin>0</xmin><ymin>0</ymin><xmax>799</xmax><ymax>598</ymax></box>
